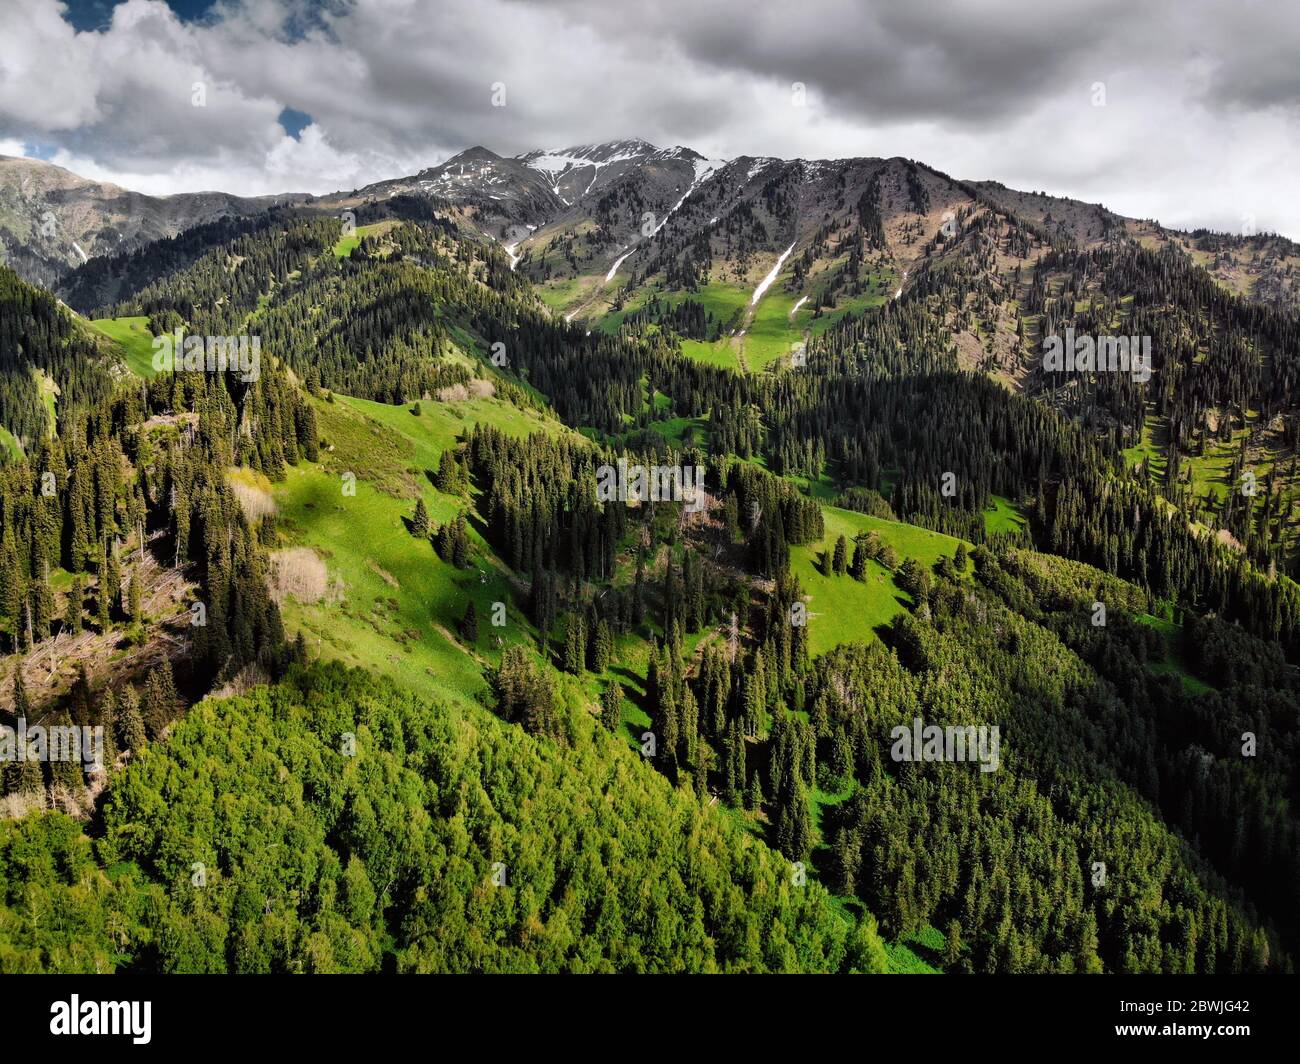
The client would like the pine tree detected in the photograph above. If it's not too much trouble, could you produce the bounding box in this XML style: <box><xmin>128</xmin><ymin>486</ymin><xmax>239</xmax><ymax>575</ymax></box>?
<box><xmin>11</xmin><ymin>663</ymin><xmax>30</xmax><ymax>718</ymax></box>
<box><xmin>944</xmin><ymin>919</ymin><xmax>963</xmax><ymax>968</ymax></box>
<box><xmin>411</xmin><ymin>497</ymin><xmax>430</xmax><ymax>539</ymax></box>
<box><xmin>435</xmin><ymin>449</ymin><xmax>462</xmax><ymax>494</ymax></box>
<box><xmin>98</xmin><ymin>688</ymin><xmax>120</xmax><ymax>769</ymax></box>
<box><xmin>117</xmin><ymin>684</ymin><xmax>147</xmax><ymax>753</ymax></box>
<box><xmin>65</xmin><ymin>574</ymin><xmax>84</xmax><ymax>634</ymax></box>
<box><xmin>96</xmin><ymin>541</ymin><xmax>112</xmax><ymax>631</ymax></box>
<box><xmin>589</xmin><ymin>619</ymin><xmax>612</xmax><ymax>673</ymax></box>
<box><xmin>129</xmin><ymin>568</ymin><xmax>143</xmax><ymax>627</ymax></box>
<box><xmin>846</xmin><ymin>913</ymin><xmax>890</xmax><ymax>974</ymax></box>
<box><xmin>106</xmin><ymin>543</ymin><xmax>122</xmax><ymax>612</ymax></box>
<box><xmin>600</xmin><ymin>682</ymin><xmax>622</xmax><ymax>732</ymax></box>
<box><xmin>776</xmin><ymin>780</ymin><xmax>813</xmax><ymax>861</ymax></box>
<box><xmin>563</xmin><ymin>613</ymin><xmax>586</xmax><ymax>674</ymax></box>
<box><xmin>850</xmin><ymin>539</ymin><xmax>867</xmax><ymax>581</ymax></box>
<box><xmin>458</xmin><ymin>600</ymin><xmax>479</xmax><ymax>644</ymax></box>
<box><xmin>141</xmin><ymin>663</ymin><xmax>179</xmax><ymax>739</ymax></box>
<box><xmin>30</xmin><ymin>564</ymin><xmax>56</xmax><ymax>644</ymax></box>
<box><xmin>832</xmin><ymin>534</ymin><xmax>848</xmax><ymax>574</ymax></box>
<box><xmin>451</xmin><ymin>516</ymin><xmax>470</xmax><ymax>568</ymax></box>
<box><xmin>48</xmin><ymin>712</ymin><xmax>86</xmax><ymax>804</ymax></box>
<box><xmin>68</xmin><ymin>663</ymin><xmax>94</xmax><ymax>727</ymax></box>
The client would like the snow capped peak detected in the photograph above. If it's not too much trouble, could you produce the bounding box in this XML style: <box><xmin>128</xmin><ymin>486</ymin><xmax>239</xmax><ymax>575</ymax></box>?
<box><xmin>517</xmin><ymin>139</ymin><xmax>669</xmax><ymax>202</ymax></box>
<box><xmin>520</xmin><ymin>138</ymin><xmax>658</xmax><ymax>167</ymax></box>
<box><xmin>692</xmin><ymin>156</ymin><xmax>727</xmax><ymax>184</ymax></box>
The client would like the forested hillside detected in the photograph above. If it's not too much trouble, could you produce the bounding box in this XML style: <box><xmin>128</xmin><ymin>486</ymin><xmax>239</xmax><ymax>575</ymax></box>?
<box><xmin>1</xmin><ymin>178</ymin><xmax>1297</xmax><ymax>974</ymax></box>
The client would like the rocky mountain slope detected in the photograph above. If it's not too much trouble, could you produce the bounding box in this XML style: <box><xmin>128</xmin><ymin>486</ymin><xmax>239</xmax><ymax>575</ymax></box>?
<box><xmin>0</xmin><ymin>155</ymin><xmax>304</xmax><ymax>289</ymax></box>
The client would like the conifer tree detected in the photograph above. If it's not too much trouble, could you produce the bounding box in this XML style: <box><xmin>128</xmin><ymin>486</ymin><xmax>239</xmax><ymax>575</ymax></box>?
<box><xmin>563</xmin><ymin>613</ymin><xmax>586</xmax><ymax>674</ymax></box>
<box><xmin>65</xmin><ymin>575</ymin><xmax>84</xmax><ymax>634</ymax></box>
<box><xmin>96</xmin><ymin>542</ymin><xmax>112</xmax><ymax>632</ymax></box>
<box><xmin>451</xmin><ymin>516</ymin><xmax>470</xmax><ymax>568</ymax></box>
<box><xmin>850</xmin><ymin>539</ymin><xmax>867</xmax><ymax>581</ymax></box>
<box><xmin>98</xmin><ymin>688</ymin><xmax>120</xmax><ymax>769</ymax></box>
<box><xmin>458</xmin><ymin>600</ymin><xmax>479</xmax><ymax>644</ymax></box>
<box><xmin>117</xmin><ymin>684</ymin><xmax>147</xmax><ymax>754</ymax></box>
<box><xmin>141</xmin><ymin>663</ymin><xmax>179</xmax><ymax>739</ymax></box>
<box><xmin>589</xmin><ymin>619</ymin><xmax>612</xmax><ymax>673</ymax></box>
<box><xmin>412</xmin><ymin>497</ymin><xmax>431</xmax><ymax>539</ymax></box>
<box><xmin>600</xmin><ymin>682</ymin><xmax>622</xmax><ymax>732</ymax></box>
<box><xmin>846</xmin><ymin>913</ymin><xmax>890</xmax><ymax>974</ymax></box>
<box><xmin>128</xmin><ymin>568</ymin><xmax>143</xmax><ymax>627</ymax></box>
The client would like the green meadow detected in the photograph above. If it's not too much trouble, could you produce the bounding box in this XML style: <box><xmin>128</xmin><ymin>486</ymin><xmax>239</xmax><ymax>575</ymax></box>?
<box><xmin>791</xmin><ymin>505</ymin><xmax>965</xmax><ymax>656</ymax></box>
<box><xmin>983</xmin><ymin>493</ymin><xmax>1027</xmax><ymax>534</ymax></box>
<box><xmin>89</xmin><ymin>315</ymin><xmax>161</xmax><ymax>377</ymax></box>
<box><xmin>0</xmin><ymin>423</ymin><xmax>21</xmax><ymax>462</ymax></box>
<box><xmin>270</xmin><ymin>392</ymin><xmax>575</xmax><ymax>708</ymax></box>
<box><xmin>330</xmin><ymin>221</ymin><xmax>393</xmax><ymax>258</ymax></box>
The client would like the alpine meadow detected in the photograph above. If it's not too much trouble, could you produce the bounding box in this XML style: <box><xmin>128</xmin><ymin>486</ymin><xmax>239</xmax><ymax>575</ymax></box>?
<box><xmin>0</xmin><ymin>0</ymin><xmax>1297</xmax><ymax>1047</ymax></box>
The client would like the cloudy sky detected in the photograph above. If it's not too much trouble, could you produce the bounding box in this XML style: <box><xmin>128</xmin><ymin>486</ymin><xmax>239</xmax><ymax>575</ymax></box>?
<box><xmin>2</xmin><ymin>0</ymin><xmax>1298</xmax><ymax>237</ymax></box>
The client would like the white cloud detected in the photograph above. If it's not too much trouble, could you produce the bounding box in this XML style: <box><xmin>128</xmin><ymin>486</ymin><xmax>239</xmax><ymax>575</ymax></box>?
<box><xmin>0</xmin><ymin>0</ymin><xmax>1297</xmax><ymax>237</ymax></box>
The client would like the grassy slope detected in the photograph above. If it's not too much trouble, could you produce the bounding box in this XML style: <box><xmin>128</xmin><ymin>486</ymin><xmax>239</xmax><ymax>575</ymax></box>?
<box><xmin>330</xmin><ymin>221</ymin><xmax>394</xmax><ymax>259</ymax></box>
<box><xmin>273</xmin><ymin>392</ymin><xmax>575</xmax><ymax>710</ymax></box>
<box><xmin>88</xmin><ymin>316</ymin><xmax>160</xmax><ymax>378</ymax></box>
<box><xmin>1134</xmin><ymin>613</ymin><xmax>1213</xmax><ymax>695</ymax></box>
<box><xmin>792</xmin><ymin>504</ymin><xmax>965</xmax><ymax>657</ymax></box>
<box><xmin>0</xmin><ymin>423</ymin><xmax>21</xmax><ymax>462</ymax></box>
<box><xmin>984</xmin><ymin>493</ymin><xmax>1027</xmax><ymax>534</ymax></box>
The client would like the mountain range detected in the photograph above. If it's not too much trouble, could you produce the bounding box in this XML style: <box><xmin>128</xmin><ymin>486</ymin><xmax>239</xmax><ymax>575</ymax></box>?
<box><xmin>8</xmin><ymin>139</ymin><xmax>1299</xmax><ymax>316</ymax></box>
<box><xmin>1</xmin><ymin>134</ymin><xmax>1299</xmax><ymax>976</ymax></box>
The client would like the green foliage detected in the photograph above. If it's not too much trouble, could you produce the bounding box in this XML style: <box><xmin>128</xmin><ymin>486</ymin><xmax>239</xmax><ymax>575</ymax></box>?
<box><xmin>1</xmin><ymin>665</ymin><xmax>865</xmax><ymax>973</ymax></box>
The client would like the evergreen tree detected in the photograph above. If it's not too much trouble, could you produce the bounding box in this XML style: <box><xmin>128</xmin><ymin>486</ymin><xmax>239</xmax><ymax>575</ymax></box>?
<box><xmin>96</xmin><ymin>541</ymin><xmax>112</xmax><ymax>632</ymax></box>
<box><xmin>846</xmin><ymin>913</ymin><xmax>890</xmax><ymax>974</ymax></box>
<box><xmin>600</xmin><ymin>682</ymin><xmax>623</xmax><ymax>732</ymax></box>
<box><xmin>849</xmin><ymin>538</ymin><xmax>867</xmax><ymax>581</ymax></box>
<box><xmin>118</xmin><ymin>684</ymin><xmax>147</xmax><ymax>754</ymax></box>
<box><xmin>98</xmin><ymin>688</ymin><xmax>120</xmax><ymax>769</ymax></box>
<box><xmin>128</xmin><ymin>568</ymin><xmax>144</xmax><ymax>627</ymax></box>
<box><xmin>450</xmin><ymin>516</ymin><xmax>470</xmax><ymax>568</ymax></box>
<box><xmin>411</xmin><ymin>497</ymin><xmax>430</xmax><ymax>539</ymax></box>
<box><xmin>65</xmin><ymin>575</ymin><xmax>84</xmax><ymax>634</ymax></box>
<box><xmin>589</xmin><ymin>619</ymin><xmax>612</xmax><ymax>673</ymax></box>
<box><xmin>141</xmin><ymin>663</ymin><xmax>179</xmax><ymax>740</ymax></box>
<box><xmin>944</xmin><ymin>919</ymin><xmax>963</xmax><ymax>968</ymax></box>
<box><xmin>458</xmin><ymin>600</ymin><xmax>479</xmax><ymax>644</ymax></box>
<box><xmin>563</xmin><ymin>613</ymin><xmax>586</xmax><ymax>674</ymax></box>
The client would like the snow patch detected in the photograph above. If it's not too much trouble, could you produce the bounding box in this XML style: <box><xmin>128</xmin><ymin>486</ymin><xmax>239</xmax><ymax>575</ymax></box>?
<box><xmin>751</xmin><ymin>242</ymin><xmax>797</xmax><ymax>306</ymax></box>
<box><xmin>525</xmin><ymin>144</ymin><xmax>650</xmax><ymax>202</ymax></box>
<box><xmin>605</xmin><ymin>247</ymin><xmax>637</xmax><ymax>282</ymax></box>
